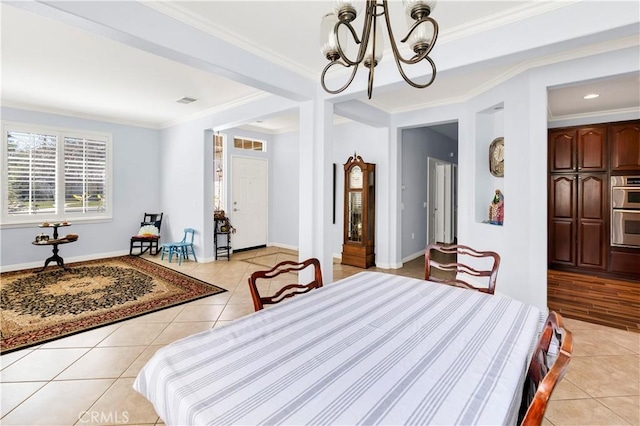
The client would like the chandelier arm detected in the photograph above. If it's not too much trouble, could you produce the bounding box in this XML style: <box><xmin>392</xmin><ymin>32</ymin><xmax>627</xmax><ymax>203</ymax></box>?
<box><xmin>383</xmin><ymin>3</ymin><xmax>438</xmax><ymax>66</ymax></box>
<box><xmin>320</xmin><ymin>60</ymin><xmax>361</xmax><ymax>94</ymax></box>
<box><xmin>334</xmin><ymin>1</ymin><xmax>376</xmax><ymax>67</ymax></box>
<box><xmin>398</xmin><ymin>17</ymin><xmax>439</xmax><ymax>63</ymax></box>
<box><xmin>394</xmin><ymin>55</ymin><xmax>437</xmax><ymax>89</ymax></box>
<box><xmin>334</xmin><ymin>21</ymin><xmax>361</xmax><ymax>66</ymax></box>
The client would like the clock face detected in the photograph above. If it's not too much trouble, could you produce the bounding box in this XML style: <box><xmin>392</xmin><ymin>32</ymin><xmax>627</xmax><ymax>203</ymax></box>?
<box><xmin>489</xmin><ymin>137</ymin><xmax>504</xmax><ymax>177</ymax></box>
<box><xmin>349</xmin><ymin>166</ymin><xmax>363</xmax><ymax>189</ymax></box>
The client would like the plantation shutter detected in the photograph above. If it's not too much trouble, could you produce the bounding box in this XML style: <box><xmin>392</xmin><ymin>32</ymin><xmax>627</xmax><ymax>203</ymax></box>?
<box><xmin>6</xmin><ymin>130</ymin><xmax>57</xmax><ymax>216</ymax></box>
<box><xmin>64</xmin><ymin>136</ymin><xmax>107</xmax><ymax>213</ymax></box>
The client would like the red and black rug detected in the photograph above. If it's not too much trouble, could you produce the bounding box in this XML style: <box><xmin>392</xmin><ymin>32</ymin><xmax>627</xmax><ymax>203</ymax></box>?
<box><xmin>0</xmin><ymin>256</ymin><xmax>226</xmax><ymax>354</ymax></box>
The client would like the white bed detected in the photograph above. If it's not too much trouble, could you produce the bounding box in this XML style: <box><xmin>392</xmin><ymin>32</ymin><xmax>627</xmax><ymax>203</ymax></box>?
<box><xmin>135</xmin><ymin>271</ymin><xmax>541</xmax><ymax>425</ymax></box>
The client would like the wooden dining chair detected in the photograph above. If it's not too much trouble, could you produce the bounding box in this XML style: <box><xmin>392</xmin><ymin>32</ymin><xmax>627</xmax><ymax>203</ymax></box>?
<box><xmin>519</xmin><ymin>311</ymin><xmax>574</xmax><ymax>426</ymax></box>
<box><xmin>248</xmin><ymin>258</ymin><xmax>323</xmax><ymax>311</ymax></box>
<box><xmin>424</xmin><ymin>243</ymin><xmax>501</xmax><ymax>294</ymax></box>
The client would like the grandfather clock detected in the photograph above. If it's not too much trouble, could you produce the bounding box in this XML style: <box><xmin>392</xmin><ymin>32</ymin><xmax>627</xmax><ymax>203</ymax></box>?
<box><xmin>342</xmin><ymin>154</ymin><xmax>376</xmax><ymax>268</ymax></box>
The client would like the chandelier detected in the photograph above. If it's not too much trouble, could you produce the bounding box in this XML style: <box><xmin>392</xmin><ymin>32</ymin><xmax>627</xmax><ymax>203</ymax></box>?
<box><xmin>320</xmin><ymin>0</ymin><xmax>439</xmax><ymax>99</ymax></box>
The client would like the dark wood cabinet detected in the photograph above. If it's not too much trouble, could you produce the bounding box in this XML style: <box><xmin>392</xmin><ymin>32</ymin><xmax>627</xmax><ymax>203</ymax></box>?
<box><xmin>549</xmin><ymin>175</ymin><xmax>576</xmax><ymax>266</ymax></box>
<box><xmin>576</xmin><ymin>173</ymin><xmax>607</xmax><ymax>269</ymax></box>
<box><xmin>549</xmin><ymin>129</ymin><xmax>576</xmax><ymax>172</ymax></box>
<box><xmin>548</xmin><ymin>123</ymin><xmax>608</xmax><ymax>272</ymax></box>
<box><xmin>549</xmin><ymin>126</ymin><xmax>607</xmax><ymax>173</ymax></box>
<box><xmin>549</xmin><ymin>172</ymin><xmax>607</xmax><ymax>270</ymax></box>
<box><xmin>341</xmin><ymin>154</ymin><xmax>375</xmax><ymax>269</ymax></box>
<box><xmin>610</xmin><ymin>122</ymin><xmax>640</xmax><ymax>172</ymax></box>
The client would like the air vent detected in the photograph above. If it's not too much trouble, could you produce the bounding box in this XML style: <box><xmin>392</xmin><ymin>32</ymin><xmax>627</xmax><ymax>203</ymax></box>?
<box><xmin>176</xmin><ymin>96</ymin><xmax>198</xmax><ymax>104</ymax></box>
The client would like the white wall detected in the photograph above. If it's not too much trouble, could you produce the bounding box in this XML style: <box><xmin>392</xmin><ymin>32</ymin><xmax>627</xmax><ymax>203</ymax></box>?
<box><xmin>394</xmin><ymin>47</ymin><xmax>639</xmax><ymax>311</ymax></box>
<box><xmin>331</xmin><ymin>121</ymin><xmax>390</xmax><ymax>263</ymax></box>
<box><xmin>270</xmin><ymin>131</ymin><xmax>299</xmax><ymax>248</ymax></box>
<box><xmin>0</xmin><ymin>107</ymin><xmax>161</xmax><ymax>271</ymax></box>
<box><xmin>401</xmin><ymin>127</ymin><xmax>458</xmax><ymax>260</ymax></box>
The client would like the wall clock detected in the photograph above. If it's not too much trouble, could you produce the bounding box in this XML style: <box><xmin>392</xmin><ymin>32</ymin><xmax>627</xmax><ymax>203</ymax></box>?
<box><xmin>489</xmin><ymin>137</ymin><xmax>504</xmax><ymax>177</ymax></box>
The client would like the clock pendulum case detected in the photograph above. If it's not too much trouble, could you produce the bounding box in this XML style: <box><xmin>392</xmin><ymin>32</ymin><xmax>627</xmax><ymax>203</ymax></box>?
<box><xmin>341</xmin><ymin>154</ymin><xmax>376</xmax><ymax>268</ymax></box>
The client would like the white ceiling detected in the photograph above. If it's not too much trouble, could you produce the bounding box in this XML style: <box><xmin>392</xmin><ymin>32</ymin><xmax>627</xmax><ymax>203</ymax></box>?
<box><xmin>1</xmin><ymin>1</ymin><xmax>638</xmax><ymax>132</ymax></box>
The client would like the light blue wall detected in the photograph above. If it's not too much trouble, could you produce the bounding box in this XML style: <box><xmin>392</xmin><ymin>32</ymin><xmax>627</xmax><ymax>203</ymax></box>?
<box><xmin>401</xmin><ymin>127</ymin><xmax>458</xmax><ymax>259</ymax></box>
<box><xmin>1</xmin><ymin>107</ymin><xmax>161</xmax><ymax>270</ymax></box>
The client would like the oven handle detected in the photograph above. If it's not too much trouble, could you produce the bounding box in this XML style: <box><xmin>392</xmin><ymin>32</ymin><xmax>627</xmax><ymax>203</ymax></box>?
<box><xmin>611</xmin><ymin>208</ymin><xmax>640</xmax><ymax>213</ymax></box>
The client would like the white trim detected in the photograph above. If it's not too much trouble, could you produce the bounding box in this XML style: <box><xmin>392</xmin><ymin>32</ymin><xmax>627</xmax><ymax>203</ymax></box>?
<box><xmin>403</xmin><ymin>249</ymin><xmax>426</xmax><ymax>264</ymax></box>
<box><xmin>267</xmin><ymin>242</ymin><xmax>298</xmax><ymax>252</ymax></box>
<box><xmin>548</xmin><ymin>106</ymin><xmax>640</xmax><ymax>123</ymax></box>
<box><xmin>1</xmin><ymin>121</ymin><xmax>113</xmax><ymax>226</ymax></box>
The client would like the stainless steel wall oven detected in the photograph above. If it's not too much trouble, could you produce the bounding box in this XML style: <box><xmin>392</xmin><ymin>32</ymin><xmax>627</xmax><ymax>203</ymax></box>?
<box><xmin>611</xmin><ymin>176</ymin><xmax>640</xmax><ymax>247</ymax></box>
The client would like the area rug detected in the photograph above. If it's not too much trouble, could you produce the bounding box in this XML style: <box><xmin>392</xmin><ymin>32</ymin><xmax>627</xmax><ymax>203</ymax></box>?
<box><xmin>0</xmin><ymin>256</ymin><xmax>226</xmax><ymax>354</ymax></box>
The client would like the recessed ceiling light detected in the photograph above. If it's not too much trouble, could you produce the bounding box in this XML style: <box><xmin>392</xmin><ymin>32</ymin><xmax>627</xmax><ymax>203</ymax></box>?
<box><xmin>176</xmin><ymin>96</ymin><xmax>198</xmax><ymax>104</ymax></box>
<box><xmin>583</xmin><ymin>93</ymin><xmax>600</xmax><ymax>100</ymax></box>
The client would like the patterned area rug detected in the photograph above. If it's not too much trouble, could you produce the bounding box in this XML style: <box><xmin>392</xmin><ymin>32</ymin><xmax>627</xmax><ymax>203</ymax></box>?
<box><xmin>0</xmin><ymin>256</ymin><xmax>226</xmax><ymax>354</ymax></box>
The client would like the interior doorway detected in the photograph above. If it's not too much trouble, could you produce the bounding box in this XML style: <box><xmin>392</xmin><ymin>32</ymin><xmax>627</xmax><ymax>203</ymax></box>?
<box><xmin>427</xmin><ymin>157</ymin><xmax>457</xmax><ymax>245</ymax></box>
<box><xmin>231</xmin><ymin>156</ymin><xmax>268</xmax><ymax>251</ymax></box>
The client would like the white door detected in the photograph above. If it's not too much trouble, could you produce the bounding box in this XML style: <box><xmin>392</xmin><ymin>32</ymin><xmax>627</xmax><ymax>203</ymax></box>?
<box><xmin>231</xmin><ymin>157</ymin><xmax>268</xmax><ymax>250</ymax></box>
<box><xmin>428</xmin><ymin>158</ymin><xmax>456</xmax><ymax>245</ymax></box>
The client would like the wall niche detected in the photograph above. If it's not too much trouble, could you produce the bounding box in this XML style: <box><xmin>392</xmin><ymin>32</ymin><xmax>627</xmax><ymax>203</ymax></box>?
<box><xmin>475</xmin><ymin>102</ymin><xmax>504</xmax><ymax>224</ymax></box>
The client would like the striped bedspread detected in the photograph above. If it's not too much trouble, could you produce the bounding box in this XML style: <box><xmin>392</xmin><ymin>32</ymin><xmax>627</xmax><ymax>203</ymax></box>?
<box><xmin>134</xmin><ymin>271</ymin><xmax>541</xmax><ymax>425</ymax></box>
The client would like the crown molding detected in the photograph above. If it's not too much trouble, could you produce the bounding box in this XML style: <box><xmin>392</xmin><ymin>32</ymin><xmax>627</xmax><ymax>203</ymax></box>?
<box><xmin>548</xmin><ymin>106</ymin><xmax>640</xmax><ymax>123</ymax></box>
<box><xmin>142</xmin><ymin>1</ymin><xmax>318</xmax><ymax>80</ymax></box>
<box><xmin>437</xmin><ymin>1</ymin><xmax>580</xmax><ymax>46</ymax></box>
<box><xmin>369</xmin><ymin>35</ymin><xmax>639</xmax><ymax>115</ymax></box>
<box><xmin>0</xmin><ymin>101</ymin><xmax>160</xmax><ymax>129</ymax></box>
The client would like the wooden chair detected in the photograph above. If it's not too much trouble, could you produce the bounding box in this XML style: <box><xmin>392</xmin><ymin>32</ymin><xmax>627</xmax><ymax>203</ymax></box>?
<box><xmin>424</xmin><ymin>243</ymin><xmax>501</xmax><ymax>294</ymax></box>
<box><xmin>519</xmin><ymin>311</ymin><xmax>574</xmax><ymax>426</ymax></box>
<box><xmin>248</xmin><ymin>258</ymin><xmax>323</xmax><ymax>311</ymax></box>
<box><xmin>130</xmin><ymin>212</ymin><xmax>163</xmax><ymax>256</ymax></box>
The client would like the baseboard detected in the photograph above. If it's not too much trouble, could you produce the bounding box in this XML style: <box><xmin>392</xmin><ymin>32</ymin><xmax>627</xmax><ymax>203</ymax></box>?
<box><xmin>1</xmin><ymin>250</ymin><xmax>130</xmax><ymax>273</ymax></box>
<box><xmin>402</xmin><ymin>249</ymin><xmax>425</xmax><ymax>264</ymax></box>
<box><xmin>267</xmin><ymin>242</ymin><xmax>298</xmax><ymax>251</ymax></box>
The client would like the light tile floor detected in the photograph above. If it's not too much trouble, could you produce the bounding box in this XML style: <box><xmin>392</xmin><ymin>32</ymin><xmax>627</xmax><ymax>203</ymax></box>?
<box><xmin>1</xmin><ymin>247</ymin><xmax>638</xmax><ymax>425</ymax></box>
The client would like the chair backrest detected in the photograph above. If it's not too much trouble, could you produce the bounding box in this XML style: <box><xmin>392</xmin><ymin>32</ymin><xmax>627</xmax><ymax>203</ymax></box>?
<box><xmin>424</xmin><ymin>243</ymin><xmax>500</xmax><ymax>294</ymax></box>
<box><xmin>519</xmin><ymin>311</ymin><xmax>574</xmax><ymax>426</ymax></box>
<box><xmin>248</xmin><ymin>258</ymin><xmax>323</xmax><ymax>311</ymax></box>
<box><xmin>182</xmin><ymin>228</ymin><xmax>195</xmax><ymax>244</ymax></box>
<box><xmin>143</xmin><ymin>212</ymin><xmax>163</xmax><ymax>232</ymax></box>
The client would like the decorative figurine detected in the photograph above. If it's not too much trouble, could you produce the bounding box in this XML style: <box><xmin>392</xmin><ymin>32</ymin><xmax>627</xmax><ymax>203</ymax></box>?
<box><xmin>489</xmin><ymin>189</ymin><xmax>504</xmax><ymax>225</ymax></box>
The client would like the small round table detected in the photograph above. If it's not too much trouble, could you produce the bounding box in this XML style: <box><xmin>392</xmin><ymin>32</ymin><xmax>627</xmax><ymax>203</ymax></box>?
<box><xmin>32</xmin><ymin>223</ymin><xmax>77</xmax><ymax>272</ymax></box>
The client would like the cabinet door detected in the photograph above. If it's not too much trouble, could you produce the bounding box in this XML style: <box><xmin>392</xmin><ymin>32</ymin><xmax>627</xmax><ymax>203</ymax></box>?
<box><xmin>577</xmin><ymin>173</ymin><xmax>607</xmax><ymax>270</ymax></box>
<box><xmin>549</xmin><ymin>130</ymin><xmax>576</xmax><ymax>172</ymax></box>
<box><xmin>577</xmin><ymin>126</ymin><xmax>607</xmax><ymax>171</ymax></box>
<box><xmin>610</xmin><ymin>122</ymin><xmax>640</xmax><ymax>171</ymax></box>
<box><xmin>549</xmin><ymin>175</ymin><xmax>577</xmax><ymax>266</ymax></box>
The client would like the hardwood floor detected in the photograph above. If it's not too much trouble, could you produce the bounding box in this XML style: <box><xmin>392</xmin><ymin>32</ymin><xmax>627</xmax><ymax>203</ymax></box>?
<box><xmin>548</xmin><ymin>269</ymin><xmax>640</xmax><ymax>333</ymax></box>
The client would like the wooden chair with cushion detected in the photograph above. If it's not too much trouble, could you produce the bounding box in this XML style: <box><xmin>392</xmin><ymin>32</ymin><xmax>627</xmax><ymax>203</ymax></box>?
<box><xmin>130</xmin><ymin>212</ymin><xmax>163</xmax><ymax>256</ymax></box>
<box><xmin>519</xmin><ymin>311</ymin><xmax>574</xmax><ymax>426</ymax></box>
<box><xmin>424</xmin><ymin>243</ymin><xmax>501</xmax><ymax>294</ymax></box>
<box><xmin>248</xmin><ymin>258</ymin><xmax>323</xmax><ymax>311</ymax></box>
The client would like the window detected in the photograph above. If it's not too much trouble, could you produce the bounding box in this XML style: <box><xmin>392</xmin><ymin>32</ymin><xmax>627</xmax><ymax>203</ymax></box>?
<box><xmin>1</xmin><ymin>122</ymin><xmax>112</xmax><ymax>226</ymax></box>
<box><xmin>233</xmin><ymin>137</ymin><xmax>265</xmax><ymax>152</ymax></box>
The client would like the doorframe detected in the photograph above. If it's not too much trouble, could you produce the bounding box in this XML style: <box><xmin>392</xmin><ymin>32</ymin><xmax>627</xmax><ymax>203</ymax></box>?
<box><xmin>427</xmin><ymin>157</ymin><xmax>457</xmax><ymax>245</ymax></box>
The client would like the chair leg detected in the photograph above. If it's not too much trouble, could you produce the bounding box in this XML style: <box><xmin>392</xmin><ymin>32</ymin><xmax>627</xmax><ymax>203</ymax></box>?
<box><xmin>191</xmin><ymin>245</ymin><xmax>198</xmax><ymax>262</ymax></box>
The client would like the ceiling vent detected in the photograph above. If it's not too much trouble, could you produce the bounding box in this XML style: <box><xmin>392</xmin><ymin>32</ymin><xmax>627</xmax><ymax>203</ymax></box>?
<box><xmin>176</xmin><ymin>96</ymin><xmax>198</xmax><ymax>104</ymax></box>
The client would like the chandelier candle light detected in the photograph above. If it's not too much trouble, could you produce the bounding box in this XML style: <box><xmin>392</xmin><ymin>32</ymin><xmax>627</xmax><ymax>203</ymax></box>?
<box><xmin>320</xmin><ymin>0</ymin><xmax>439</xmax><ymax>99</ymax></box>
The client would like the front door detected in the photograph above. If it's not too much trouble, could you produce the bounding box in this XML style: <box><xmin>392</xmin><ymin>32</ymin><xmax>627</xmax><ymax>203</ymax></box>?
<box><xmin>231</xmin><ymin>156</ymin><xmax>268</xmax><ymax>250</ymax></box>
